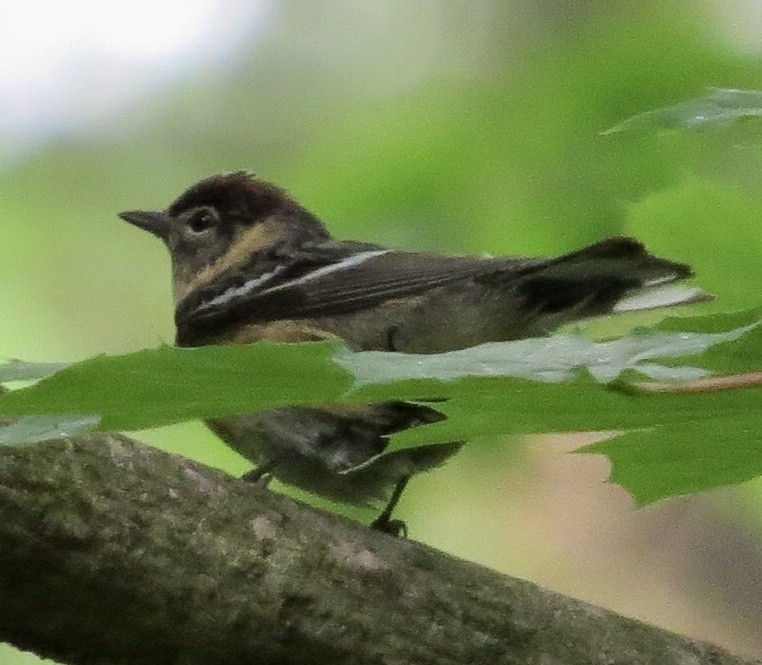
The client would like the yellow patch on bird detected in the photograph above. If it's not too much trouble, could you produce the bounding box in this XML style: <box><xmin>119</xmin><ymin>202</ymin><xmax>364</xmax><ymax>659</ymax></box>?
<box><xmin>172</xmin><ymin>219</ymin><xmax>282</xmax><ymax>302</ymax></box>
<box><xmin>227</xmin><ymin>321</ymin><xmax>342</xmax><ymax>344</ymax></box>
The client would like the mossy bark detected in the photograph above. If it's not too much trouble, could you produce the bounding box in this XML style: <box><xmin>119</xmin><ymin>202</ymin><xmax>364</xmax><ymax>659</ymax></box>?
<box><xmin>0</xmin><ymin>435</ymin><xmax>757</xmax><ymax>665</ymax></box>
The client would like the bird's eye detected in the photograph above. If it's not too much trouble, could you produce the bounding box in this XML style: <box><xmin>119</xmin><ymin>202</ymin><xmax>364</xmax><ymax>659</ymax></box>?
<box><xmin>186</xmin><ymin>208</ymin><xmax>218</xmax><ymax>234</ymax></box>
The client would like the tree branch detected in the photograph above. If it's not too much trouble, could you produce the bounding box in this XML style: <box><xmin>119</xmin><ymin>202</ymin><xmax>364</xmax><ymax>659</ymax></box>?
<box><xmin>0</xmin><ymin>434</ymin><xmax>757</xmax><ymax>665</ymax></box>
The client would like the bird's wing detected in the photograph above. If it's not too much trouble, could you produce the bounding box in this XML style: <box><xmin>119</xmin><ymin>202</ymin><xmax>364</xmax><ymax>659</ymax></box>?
<box><xmin>175</xmin><ymin>241</ymin><xmax>537</xmax><ymax>329</ymax></box>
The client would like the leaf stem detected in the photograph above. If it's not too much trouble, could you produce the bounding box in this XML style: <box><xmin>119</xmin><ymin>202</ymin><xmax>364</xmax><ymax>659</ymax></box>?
<box><xmin>633</xmin><ymin>372</ymin><xmax>762</xmax><ymax>394</ymax></box>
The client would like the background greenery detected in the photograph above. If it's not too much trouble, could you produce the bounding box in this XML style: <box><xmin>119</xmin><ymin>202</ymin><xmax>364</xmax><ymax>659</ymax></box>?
<box><xmin>2</xmin><ymin>0</ymin><xmax>762</xmax><ymax>661</ymax></box>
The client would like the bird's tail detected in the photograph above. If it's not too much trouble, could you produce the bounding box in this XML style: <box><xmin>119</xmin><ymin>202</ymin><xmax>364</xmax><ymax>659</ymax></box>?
<box><xmin>516</xmin><ymin>237</ymin><xmax>711</xmax><ymax>327</ymax></box>
<box><xmin>339</xmin><ymin>440</ymin><xmax>464</xmax><ymax>504</ymax></box>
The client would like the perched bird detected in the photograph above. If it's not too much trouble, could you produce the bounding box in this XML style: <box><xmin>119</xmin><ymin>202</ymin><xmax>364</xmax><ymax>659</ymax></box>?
<box><xmin>120</xmin><ymin>172</ymin><xmax>708</xmax><ymax>532</ymax></box>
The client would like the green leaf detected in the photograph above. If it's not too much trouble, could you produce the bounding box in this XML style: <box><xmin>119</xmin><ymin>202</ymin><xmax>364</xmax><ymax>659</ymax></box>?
<box><xmin>0</xmin><ymin>415</ymin><xmax>101</xmax><ymax>447</ymax></box>
<box><xmin>337</xmin><ymin>319</ymin><xmax>758</xmax><ymax>386</ymax></box>
<box><xmin>0</xmin><ymin>342</ymin><xmax>353</xmax><ymax>431</ymax></box>
<box><xmin>0</xmin><ymin>309</ymin><xmax>759</xmax><ymax>507</ymax></box>
<box><xmin>0</xmin><ymin>312</ymin><xmax>756</xmax><ymax>435</ymax></box>
<box><xmin>567</xmin><ymin>309</ymin><xmax>762</xmax><ymax>505</ymax></box>
<box><xmin>0</xmin><ymin>359</ymin><xmax>72</xmax><ymax>384</ymax></box>
<box><xmin>649</xmin><ymin>307</ymin><xmax>762</xmax><ymax>375</ymax></box>
<box><xmin>580</xmin><ymin>415</ymin><xmax>762</xmax><ymax>506</ymax></box>
<box><xmin>386</xmin><ymin>375</ymin><xmax>761</xmax><ymax>448</ymax></box>
<box><xmin>602</xmin><ymin>88</ymin><xmax>762</xmax><ymax>134</ymax></box>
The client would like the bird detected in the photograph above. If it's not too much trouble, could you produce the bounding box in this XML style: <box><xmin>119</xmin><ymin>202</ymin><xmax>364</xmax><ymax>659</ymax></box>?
<box><xmin>119</xmin><ymin>171</ymin><xmax>709</xmax><ymax>533</ymax></box>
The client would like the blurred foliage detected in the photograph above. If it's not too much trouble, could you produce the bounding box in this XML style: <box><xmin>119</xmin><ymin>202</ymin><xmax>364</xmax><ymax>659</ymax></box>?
<box><xmin>3</xmin><ymin>0</ymin><xmax>762</xmax><ymax>362</ymax></box>
<box><xmin>2</xmin><ymin>0</ymin><xmax>762</xmax><ymax>662</ymax></box>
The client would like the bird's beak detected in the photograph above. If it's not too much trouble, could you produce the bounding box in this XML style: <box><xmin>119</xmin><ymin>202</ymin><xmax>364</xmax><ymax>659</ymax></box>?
<box><xmin>118</xmin><ymin>210</ymin><xmax>170</xmax><ymax>241</ymax></box>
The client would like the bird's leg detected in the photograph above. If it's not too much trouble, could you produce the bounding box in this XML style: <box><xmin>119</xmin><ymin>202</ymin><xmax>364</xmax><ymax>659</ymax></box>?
<box><xmin>371</xmin><ymin>476</ymin><xmax>410</xmax><ymax>537</ymax></box>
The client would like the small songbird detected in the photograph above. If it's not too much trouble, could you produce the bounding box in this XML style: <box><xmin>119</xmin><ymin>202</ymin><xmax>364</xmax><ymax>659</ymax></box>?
<box><xmin>120</xmin><ymin>172</ymin><xmax>708</xmax><ymax>532</ymax></box>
